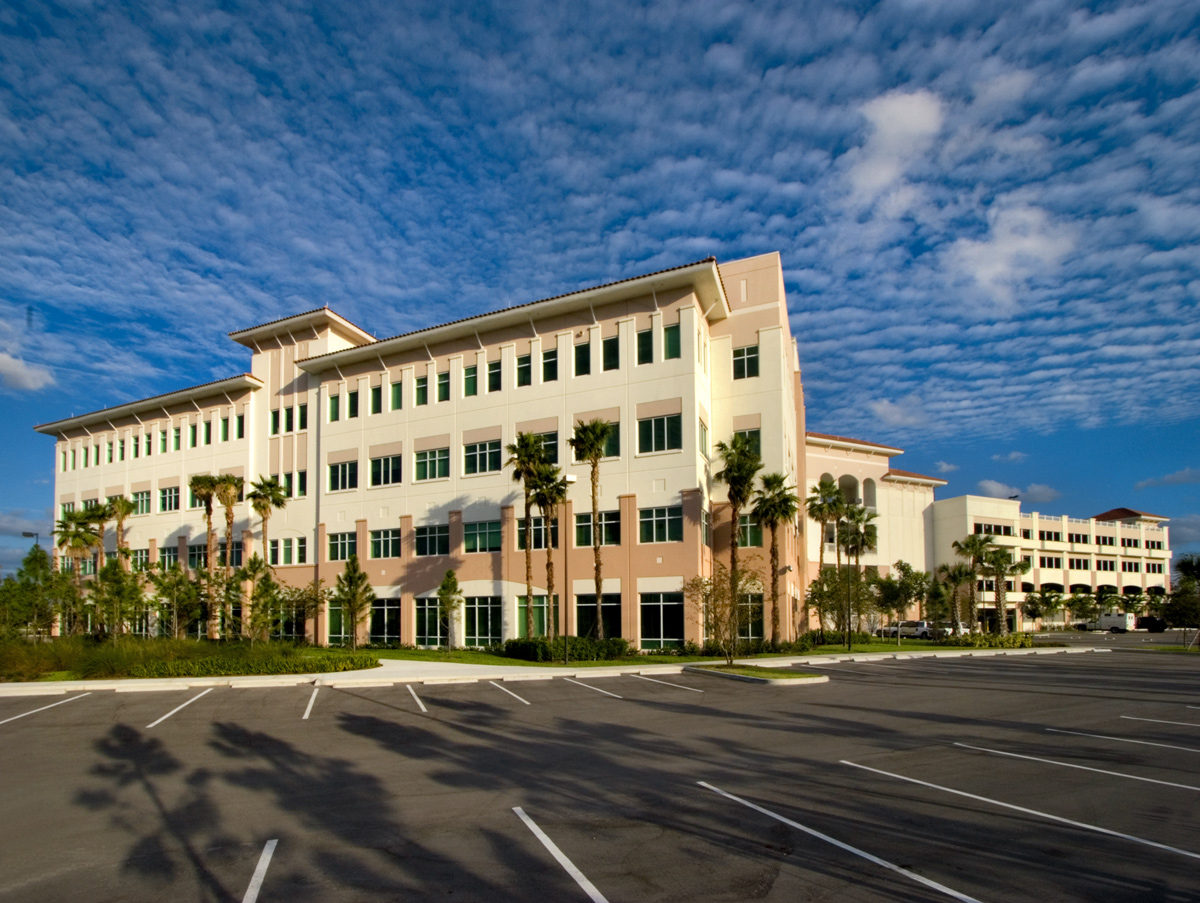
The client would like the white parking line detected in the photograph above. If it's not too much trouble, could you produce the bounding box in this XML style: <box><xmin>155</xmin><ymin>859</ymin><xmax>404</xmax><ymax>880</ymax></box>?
<box><xmin>1121</xmin><ymin>715</ymin><xmax>1200</xmax><ymax>728</ymax></box>
<box><xmin>632</xmin><ymin>674</ymin><xmax>704</xmax><ymax>693</ymax></box>
<box><xmin>1047</xmin><ymin>727</ymin><xmax>1200</xmax><ymax>754</ymax></box>
<box><xmin>842</xmin><ymin>760</ymin><xmax>1200</xmax><ymax>862</ymax></box>
<box><xmin>408</xmin><ymin>684</ymin><xmax>428</xmax><ymax>713</ymax></box>
<box><xmin>954</xmin><ymin>742</ymin><xmax>1200</xmax><ymax>791</ymax></box>
<box><xmin>698</xmin><ymin>781</ymin><xmax>982</xmax><ymax>903</ymax></box>
<box><xmin>0</xmin><ymin>692</ymin><xmax>91</xmax><ymax>726</ymax></box>
<box><xmin>513</xmin><ymin>807</ymin><xmax>610</xmax><ymax>903</ymax></box>
<box><xmin>302</xmin><ymin>687</ymin><xmax>319</xmax><ymax>720</ymax></box>
<box><xmin>490</xmin><ymin>681</ymin><xmax>531</xmax><ymax>705</ymax></box>
<box><xmin>241</xmin><ymin>838</ymin><xmax>278</xmax><ymax>903</ymax></box>
<box><xmin>146</xmin><ymin>688</ymin><xmax>213</xmax><ymax>729</ymax></box>
<box><xmin>564</xmin><ymin>678</ymin><xmax>622</xmax><ymax>699</ymax></box>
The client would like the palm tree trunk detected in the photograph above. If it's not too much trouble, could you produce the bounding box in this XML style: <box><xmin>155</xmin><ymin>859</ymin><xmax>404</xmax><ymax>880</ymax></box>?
<box><xmin>592</xmin><ymin>460</ymin><xmax>603</xmax><ymax>641</ymax></box>
<box><xmin>996</xmin><ymin>574</ymin><xmax>1009</xmax><ymax>636</ymax></box>
<box><xmin>769</xmin><ymin>524</ymin><xmax>780</xmax><ymax>645</ymax></box>
<box><xmin>545</xmin><ymin>541</ymin><xmax>556</xmax><ymax>640</ymax></box>
<box><xmin>523</xmin><ymin>494</ymin><xmax>534</xmax><ymax>639</ymax></box>
<box><xmin>729</xmin><ymin>502</ymin><xmax>741</xmax><ymax>648</ymax></box>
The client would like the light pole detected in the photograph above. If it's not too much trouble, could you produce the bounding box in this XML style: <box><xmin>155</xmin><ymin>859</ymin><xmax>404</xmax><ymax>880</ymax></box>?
<box><xmin>563</xmin><ymin>474</ymin><xmax>577</xmax><ymax>665</ymax></box>
<box><xmin>22</xmin><ymin>531</ymin><xmax>40</xmax><ymax>548</ymax></box>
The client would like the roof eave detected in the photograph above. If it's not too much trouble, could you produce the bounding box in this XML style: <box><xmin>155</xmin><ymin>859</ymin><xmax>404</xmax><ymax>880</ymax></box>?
<box><xmin>228</xmin><ymin>308</ymin><xmax>375</xmax><ymax>348</ymax></box>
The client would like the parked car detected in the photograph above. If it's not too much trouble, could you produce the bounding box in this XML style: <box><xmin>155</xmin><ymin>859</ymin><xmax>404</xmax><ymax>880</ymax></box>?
<box><xmin>932</xmin><ymin>624</ymin><xmax>967</xmax><ymax>638</ymax></box>
<box><xmin>898</xmin><ymin>620</ymin><xmax>937</xmax><ymax>639</ymax></box>
<box><xmin>1086</xmin><ymin>613</ymin><xmax>1137</xmax><ymax>633</ymax></box>
<box><xmin>1136</xmin><ymin>616</ymin><xmax>1167</xmax><ymax>633</ymax></box>
<box><xmin>877</xmin><ymin>624</ymin><xmax>900</xmax><ymax>637</ymax></box>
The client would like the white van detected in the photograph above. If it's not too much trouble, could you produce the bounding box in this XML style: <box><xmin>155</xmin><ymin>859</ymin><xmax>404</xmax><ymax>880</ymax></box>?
<box><xmin>1088</xmin><ymin>612</ymin><xmax>1137</xmax><ymax>633</ymax></box>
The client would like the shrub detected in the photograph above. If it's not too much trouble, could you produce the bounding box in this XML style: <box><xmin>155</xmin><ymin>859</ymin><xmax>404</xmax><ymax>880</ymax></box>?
<box><xmin>503</xmin><ymin>636</ymin><xmax>631</xmax><ymax>662</ymax></box>
<box><xmin>128</xmin><ymin>652</ymin><xmax>377</xmax><ymax>678</ymax></box>
<box><xmin>936</xmin><ymin>633</ymin><xmax>1033</xmax><ymax>649</ymax></box>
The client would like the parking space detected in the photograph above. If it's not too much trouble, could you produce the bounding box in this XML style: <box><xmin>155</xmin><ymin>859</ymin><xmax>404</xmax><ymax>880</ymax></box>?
<box><xmin>2</xmin><ymin>653</ymin><xmax>1199</xmax><ymax>901</ymax></box>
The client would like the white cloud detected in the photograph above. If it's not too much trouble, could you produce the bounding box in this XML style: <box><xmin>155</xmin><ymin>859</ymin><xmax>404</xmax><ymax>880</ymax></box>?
<box><xmin>846</xmin><ymin>89</ymin><xmax>944</xmax><ymax>207</ymax></box>
<box><xmin>0</xmin><ymin>353</ymin><xmax>54</xmax><ymax>391</ymax></box>
<box><xmin>1023</xmin><ymin>483</ymin><xmax>1062</xmax><ymax>504</ymax></box>
<box><xmin>978</xmin><ymin>479</ymin><xmax>1021</xmax><ymax>499</ymax></box>
<box><xmin>1135</xmin><ymin>467</ymin><xmax>1200</xmax><ymax>490</ymax></box>
<box><xmin>935</xmin><ymin>460</ymin><xmax>959</xmax><ymax>473</ymax></box>
<box><xmin>867</xmin><ymin>394</ymin><xmax>929</xmax><ymax>428</ymax></box>
<box><xmin>991</xmin><ymin>451</ymin><xmax>1028</xmax><ymax>463</ymax></box>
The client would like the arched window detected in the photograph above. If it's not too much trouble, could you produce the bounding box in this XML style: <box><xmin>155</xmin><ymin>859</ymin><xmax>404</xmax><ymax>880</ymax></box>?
<box><xmin>863</xmin><ymin>478</ymin><xmax>876</xmax><ymax>509</ymax></box>
<box><xmin>838</xmin><ymin>475</ymin><xmax>859</xmax><ymax>506</ymax></box>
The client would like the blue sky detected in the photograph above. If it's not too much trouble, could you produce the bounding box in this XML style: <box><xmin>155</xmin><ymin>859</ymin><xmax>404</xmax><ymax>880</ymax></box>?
<box><xmin>1</xmin><ymin>0</ymin><xmax>1199</xmax><ymax>568</ymax></box>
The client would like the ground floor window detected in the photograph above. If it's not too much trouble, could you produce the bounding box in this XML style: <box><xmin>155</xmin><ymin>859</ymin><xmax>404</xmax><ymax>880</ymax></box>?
<box><xmin>370</xmin><ymin>598</ymin><xmax>402</xmax><ymax>644</ymax></box>
<box><xmin>738</xmin><ymin>593</ymin><xmax>764</xmax><ymax>641</ymax></box>
<box><xmin>328</xmin><ymin>603</ymin><xmax>350</xmax><ymax>645</ymax></box>
<box><xmin>416</xmin><ymin>597</ymin><xmax>448</xmax><ymax>647</ymax></box>
<box><xmin>576</xmin><ymin>594</ymin><xmax>622</xmax><ymax>640</ymax></box>
<box><xmin>517</xmin><ymin>595</ymin><xmax>558</xmax><ymax>638</ymax></box>
<box><xmin>640</xmin><ymin>592</ymin><xmax>684</xmax><ymax>649</ymax></box>
<box><xmin>464</xmin><ymin>596</ymin><xmax>502</xmax><ymax>647</ymax></box>
<box><xmin>271</xmin><ymin>602</ymin><xmax>306</xmax><ymax>640</ymax></box>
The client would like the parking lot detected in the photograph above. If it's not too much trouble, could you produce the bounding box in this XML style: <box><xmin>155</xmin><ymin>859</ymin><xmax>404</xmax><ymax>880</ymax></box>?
<box><xmin>2</xmin><ymin>649</ymin><xmax>1198</xmax><ymax>902</ymax></box>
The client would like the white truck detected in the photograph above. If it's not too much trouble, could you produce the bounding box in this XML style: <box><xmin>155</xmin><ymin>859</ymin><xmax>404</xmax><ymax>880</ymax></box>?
<box><xmin>1087</xmin><ymin>612</ymin><xmax>1137</xmax><ymax>633</ymax></box>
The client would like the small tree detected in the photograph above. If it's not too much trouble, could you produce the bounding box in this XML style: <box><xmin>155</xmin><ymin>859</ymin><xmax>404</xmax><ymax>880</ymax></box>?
<box><xmin>148</xmin><ymin>563</ymin><xmax>201</xmax><ymax>638</ymax></box>
<box><xmin>436</xmin><ymin>570</ymin><xmax>463</xmax><ymax>651</ymax></box>
<box><xmin>279</xmin><ymin>578</ymin><xmax>328</xmax><ymax>643</ymax></box>
<box><xmin>90</xmin><ymin>559</ymin><xmax>144</xmax><ymax>639</ymax></box>
<box><xmin>333</xmin><ymin>555</ymin><xmax>375</xmax><ymax>650</ymax></box>
<box><xmin>109</xmin><ymin>496</ymin><xmax>137</xmax><ymax>571</ymax></box>
<box><xmin>874</xmin><ymin>561</ymin><xmax>927</xmax><ymax>645</ymax></box>
<box><xmin>684</xmin><ymin>561</ymin><xmax>763</xmax><ymax>665</ymax></box>
<box><xmin>1023</xmin><ymin>589</ymin><xmax>1064</xmax><ymax>627</ymax></box>
<box><xmin>979</xmin><ymin>547</ymin><xmax>1030</xmax><ymax>636</ymax></box>
<box><xmin>1067</xmin><ymin>591</ymin><xmax>1099</xmax><ymax>626</ymax></box>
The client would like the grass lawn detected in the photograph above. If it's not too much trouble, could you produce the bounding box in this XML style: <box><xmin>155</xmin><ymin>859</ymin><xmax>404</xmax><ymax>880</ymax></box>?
<box><xmin>697</xmin><ymin>664</ymin><xmax>823</xmax><ymax>679</ymax></box>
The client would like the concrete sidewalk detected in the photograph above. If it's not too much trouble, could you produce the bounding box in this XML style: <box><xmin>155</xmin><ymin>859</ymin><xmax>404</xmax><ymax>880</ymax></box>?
<box><xmin>0</xmin><ymin>645</ymin><xmax>1108</xmax><ymax>697</ymax></box>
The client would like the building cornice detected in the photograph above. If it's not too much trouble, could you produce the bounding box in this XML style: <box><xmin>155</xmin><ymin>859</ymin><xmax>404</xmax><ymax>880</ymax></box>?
<box><xmin>883</xmin><ymin>468</ymin><xmax>948</xmax><ymax>487</ymax></box>
<box><xmin>228</xmin><ymin>307</ymin><xmax>375</xmax><ymax>348</ymax></box>
<box><xmin>805</xmin><ymin>431</ymin><xmax>903</xmax><ymax>457</ymax></box>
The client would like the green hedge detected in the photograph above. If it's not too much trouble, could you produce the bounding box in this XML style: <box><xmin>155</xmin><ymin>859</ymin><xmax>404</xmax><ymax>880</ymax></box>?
<box><xmin>504</xmin><ymin>636</ymin><xmax>631</xmax><ymax>661</ymax></box>
<box><xmin>936</xmin><ymin>633</ymin><xmax>1034</xmax><ymax>649</ymax></box>
<box><xmin>128</xmin><ymin>652</ymin><xmax>379</xmax><ymax>678</ymax></box>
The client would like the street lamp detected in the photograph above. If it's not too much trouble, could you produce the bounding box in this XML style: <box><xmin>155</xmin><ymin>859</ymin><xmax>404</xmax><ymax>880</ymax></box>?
<box><xmin>563</xmin><ymin>474</ymin><xmax>578</xmax><ymax>665</ymax></box>
<box><xmin>22</xmin><ymin>531</ymin><xmax>40</xmax><ymax>548</ymax></box>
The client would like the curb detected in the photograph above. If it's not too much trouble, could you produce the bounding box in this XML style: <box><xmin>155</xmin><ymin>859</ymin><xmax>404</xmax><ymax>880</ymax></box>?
<box><xmin>683</xmin><ymin>665</ymin><xmax>829</xmax><ymax>687</ymax></box>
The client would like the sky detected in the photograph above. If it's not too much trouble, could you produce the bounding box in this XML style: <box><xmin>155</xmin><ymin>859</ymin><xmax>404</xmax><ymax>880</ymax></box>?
<box><xmin>1</xmin><ymin>0</ymin><xmax>1199</xmax><ymax>570</ymax></box>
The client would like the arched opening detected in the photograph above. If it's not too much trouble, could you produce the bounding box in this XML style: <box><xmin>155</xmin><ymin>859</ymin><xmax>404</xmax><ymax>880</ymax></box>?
<box><xmin>1069</xmin><ymin>583</ymin><xmax>1091</xmax><ymax>595</ymax></box>
<box><xmin>1123</xmin><ymin>584</ymin><xmax>1142</xmax><ymax>596</ymax></box>
<box><xmin>862</xmin><ymin>478</ymin><xmax>877</xmax><ymax>510</ymax></box>
<box><xmin>1040</xmin><ymin>583</ymin><xmax>1064</xmax><ymax>593</ymax></box>
<box><xmin>837</xmin><ymin>475</ymin><xmax>859</xmax><ymax>506</ymax></box>
<box><xmin>1021</xmin><ymin>582</ymin><xmax>1035</xmax><ymax>593</ymax></box>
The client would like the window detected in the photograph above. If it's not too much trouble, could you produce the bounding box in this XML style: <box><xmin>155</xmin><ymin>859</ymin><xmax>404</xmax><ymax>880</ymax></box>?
<box><xmin>370</xmin><ymin>528</ymin><xmax>402</xmax><ymax>559</ymax></box>
<box><xmin>218</xmin><ymin>542</ymin><xmax>243</xmax><ymax>568</ymax></box>
<box><xmin>576</xmin><ymin>511</ymin><xmax>620</xmax><ymax>547</ymax></box>
<box><xmin>1147</xmin><ymin>562</ymin><xmax>1164</xmax><ymax>574</ymax></box>
<box><xmin>204</xmin><ymin>421</ymin><xmax>212</xmax><ymax>445</ymax></box>
<box><xmin>1068</xmin><ymin>533</ymin><xmax>1089</xmax><ymax>544</ymax></box>
<box><xmin>107</xmin><ymin>442</ymin><xmax>114</xmax><ymax>463</ymax></box>
<box><xmin>371</xmin><ymin>455</ymin><xmax>402</xmax><ymax>486</ymax></box>
<box><xmin>271</xmin><ymin>409</ymin><xmax>280</xmax><ymax>435</ymax></box>
<box><xmin>464</xmin><ymin>440</ymin><xmax>502</xmax><ymax>475</ymax></box>
<box><xmin>221</xmin><ymin>417</ymin><xmax>229</xmax><ymax>442</ymax></box>
<box><xmin>1147</xmin><ymin>540</ymin><xmax>1164</xmax><ymax>550</ymax></box>
<box><xmin>415</xmin><ymin>525</ymin><xmax>450</xmax><ymax>556</ymax></box>
<box><xmin>1121</xmin><ymin>537</ymin><xmax>1141</xmax><ymax>548</ymax></box>
<box><xmin>734</xmin><ymin>428</ymin><xmax>761</xmax><ymax>457</ymax></box>
<box><xmin>641</xmin><ymin>592</ymin><xmax>684</xmax><ymax>649</ymax></box>
<box><xmin>119</xmin><ymin>439</ymin><xmax>126</xmax><ymax>460</ymax></box>
<box><xmin>1021</xmin><ymin>528</ymin><xmax>1031</xmax><ymax>539</ymax></box>
<box><xmin>269</xmin><ymin>539</ymin><xmax>278</xmax><ymax>566</ymax></box>
<box><xmin>188</xmin><ymin>544</ymin><xmax>208</xmax><ymax>570</ymax></box>
<box><xmin>329</xmin><ymin>461</ymin><xmax>359</xmax><ymax>492</ymax></box>
<box><xmin>517</xmin><ymin>517</ymin><xmax>558</xmax><ymax>550</ymax></box>
<box><xmin>159</xmin><ymin>546</ymin><xmax>178</xmax><ymax>569</ymax></box>
<box><xmin>370</xmin><ymin>597</ymin><xmax>402</xmax><ymax>645</ymax></box>
<box><xmin>1096</xmin><ymin>559</ymin><xmax>1116</xmax><ymax>572</ymax></box>
<box><xmin>371</xmin><ymin>386</ymin><xmax>382</xmax><ymax>415</ymax></box>
<box><xmin>416</xmin><ymin>597</ymin><xmax>448</xmax><ymax>647</ymax></box>
<box><xmin>1039</xmin><ymin>531</ymin><xmax>1063</xmax><ymax>542</ymax></box>
<box><xmin>543</xmin><ymin>349</ymin><xmax>558</xmax><ymax>382</ymax></box>
<box><xmin>517</xmin><ymin>594</ymin><xmax>558</xmax><ymax>638</ymax></box>
<box><xmin>663</xmin><ymin>324</ymin><xmax>681</xmax><ymax>360</ymax></box>
<box><xmin>464</xmin><ymin>366</ymin><xmax>477</xmax><ymax>397</ymax></box>
<box><xmin>132</xmin><ymin>434</ymin><xmax>139</xmax><ymax>458</ymax></box>
<box><xmin>391</xmin><ymin>382</ymin><xmax>403</xmax><ymax>411</ymax></box>
<box><xmin>702</xmin><ymin>507</ymin><xmax>712</xmax><ymax>546</ymax></box>
<box><xmin>699</xmin><ymin>421</ymin><xmax>708</xmax><ymax>458</ymax></box>
<box><xmin>737</xmin><ymin>594</ymin><xmax>765</xmax><ymax>641</ymax></box>
<box><xmin>574</xmin><ymin>342</ymin><xmax>590</xmax><ymax>376</ymax></box>
<box><xmin>638</xmin><ymin>414</ymin><xmax>682</xmax><ymax>453</ymax></box>
<box><xmin>284</xmin><ymin>472</ymin><xmax>294</xmax><ymax>497</ymax></box>
<box><xmin>348</xmin><ymin>391</ymin><xmax>359</xmax><ymax>419</ymax></box>
<box><xmin>416</xmin><ymin>376</ymin><xmax>428</xmax><ymax>405</ymax></box>
<box><xmin>1040</xmin><ymin>556</ymin><xmax>1062</xmax><ymax>568</ymax></box>
<box><xmin>237</xmin><ymin>413</ymin><xmax>245</xmax><ymax>438</ymax></box>
<box><xmin>157</xmin><ymin>432</ymin><xmax>166</xmax><ymax>454</ymax></box>
<box><xmin>637</xmin><ymin>329</ymin><xmax>653</xmax><ymax>365</ymax></box>
<box><xmin>145</xmin><ymin>434</ymin><xmax>153</xmax><ymax>456</ymax></box>
<box><xmin>173</xmin><ymin>427</ymin><xmax>181</xmax><ymax>451</ymax></box>
<box><xmin>83</xmin><ymin>498</ymin><xmax>99</xmax><ymax>511</ymax></box>
<box><xmin>60</xmin><ymin>502</ymin><xmax>74</xmax><ymax>517</ymax></box>
<box><xmin>329</xmin><ymin>532</ymin><xmax>357</xmax><ymax>561</ymax></box>
<box><xmin>296</xmin><ymin>537</ymin><xmax>307</xmax><ymax>564</ymax></box>
<box><xmin>464</xmin><ymin>520</ymin><xmax>502</xmax><ymax>553</ymax></box>
<box><xmin>517</xmin><ymin>354</ymin><xmax>532</xmax><ymax>386</ymax></box>
<box><xmin>640</xmin><ymin>506</ymin><xmax>683</xmax><ymax>543</ymax></box>
<box><xmin>297</xmin><ymin>471</ymin><xmax>307</xmax><ymax>497</ymax></box>
<box><xmin>538</xmin><ymin>431</ymin><xmax>558</xmax><ymax>465</ymax></box>
<box><xmin>437</xmin><ymin>372</ymin><xmax>449</xmax><ymax>402</ymax></box>
<box><xmin>488</xmin><ymin>360</ymin><xmax>501</xmax><ymax>392</ymax></box>
<box><xmin>576</xmin><ymin>593</ymin><xmax>621</xmax><ymax>641</ymax></box>
<box><xmin>1096</xmin><ymin>535</ymin><xmax>1115</xmax><ymax>546</ymax></box>
<box><xmin>329</xmin><ymin>395</ymin><xmax>340</xmax><ymax>422</ymax></box>
<box><xmin>132</xmin><ymin>491</ymin><xmax>151</xmax><ymax>515</ymax></box>
<box><xmin>738</xmin><ymin>515</ymin><xmax>763</xmax><ymax>548</ymax></box>
<box><xmin>1069</xmin><ymin>558</ymin><xmax>1090</xmax><ymax>570</ymax></box>
<box><xmin>160</xmin><ymin>487</ymin><xmax>179</xmax><ymax>512</ymax></box>
<box><xmin>733</xmin><ymin>345</ymin><xmax>759</xmax><ymax>379</ymax></box>
<box><xmin>602</xmin><ymin>335</ymin><xmax>619</xmax><ymax>371</ymax></box>
<box><xmin>415</xmin><ymin>448</ymin><xmax>450</xmax><ymax>481</ymax></box>
<box><xmin>464</xmin><ymin>596</ymin><xmax>502</xmax><ymax>647</ymax></box>
<box><xmin>1121</xmin><ymin>561</ymin><xmax>1141</xmax><ymax>573</ymax></box>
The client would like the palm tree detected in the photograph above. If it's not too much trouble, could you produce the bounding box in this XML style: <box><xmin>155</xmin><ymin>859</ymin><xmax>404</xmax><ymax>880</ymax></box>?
<box><xmin>507</xmin><ymin>432</ymin><xmax>547</xmax><ymax>639</ymax></box>
<box><xmin>54</xmin><ymin>510</ymin><xmax>100</xmax><ymax>631</ymax></box>
<box><xmin>837</xmin><ymin>505</ymin><xmax>877</xmax><ymax>645</ymax></box>
<box><xmin>188</xmin><ymin>474</ymin><xmax>219</xmax><ymax>638</ymax></box>
<box><xmin>529</xmin><ymin>463</ymin><xmax>568</xmax><ymax>640</ymax></box>
<box><xmin>753</xmin><ymin>472</ymin><xmax>800</xmax><ymax>644</ymax></box>
<box><xmin>109</xmin><ymin>496</ymin><xmax>136</xmax><ymax>571</ymax></box>
<box><xmin>86</xmin><ymin>502</ymin><xmax>111</xmax><ymax>569</ymax></box>
<box><xmin>937</xmin><ymin>562</ymin><xmax>973</xmax><ymax>635</ymax></box>
<box><xmin>215</xmin><ymin>476</ymin><xmax>243</xmax><ymax>578</ymax></box>
<box><xmin>568</xmin><ymin>419</ymin><xmax>615</xmax><ymax>640</ymax></box>
<box><xmin>715</xmin><ymin>433</ymin><xmax>763</xmax><ymax>617</ymax></box>
<box><xmin>805</xmin><ymin>475</ymin><xmax>842</xmax><ymax>579</ymax></box>
<box><xmin>979</xmin><ymin>547</ymin><xmax>1030</xmax><ymax>636</ymax></box>
<box><xmin>247</xmin><ymin>476</ymin><xmax>288</xmax><ymax>565</ymax></box>
<box><xmin>952</xmin><ymin>533</ymin><xmax>994</xmax><ymax>634</ymax></box>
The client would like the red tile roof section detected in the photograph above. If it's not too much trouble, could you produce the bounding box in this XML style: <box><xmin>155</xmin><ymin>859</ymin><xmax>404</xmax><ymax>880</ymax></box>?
<box><xmin>884</xmin><ymin>468</ymin><xmax>948</xmax><ymax>485</ymax></box>
<box><xmin>1092</xmin><ymin>507</ymin><xmax>1169</xmax><ymax>522</ymax></box>
<box><xmin>806</xmin><ymin>431</ymin><xmax>903</xmax><ymax>453</ymax></box>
